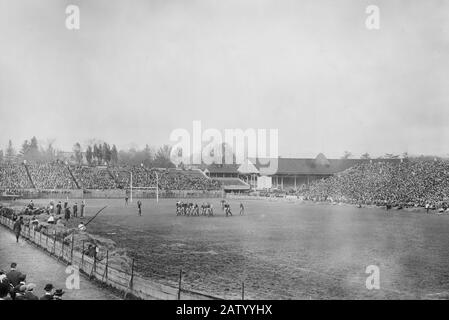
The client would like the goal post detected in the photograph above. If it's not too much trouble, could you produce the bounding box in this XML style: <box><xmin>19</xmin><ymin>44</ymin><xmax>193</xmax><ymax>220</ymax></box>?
<box><xmin>126</xmin><ymin>186</ymin><xmax>158</xmax><ymax>202</ymax></box>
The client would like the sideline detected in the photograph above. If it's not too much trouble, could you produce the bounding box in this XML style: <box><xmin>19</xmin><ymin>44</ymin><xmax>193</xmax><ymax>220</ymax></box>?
<box><xmin>0</xmin><ymin>226</ymin><xmax>120</xmax><ymax>300</ymax></box>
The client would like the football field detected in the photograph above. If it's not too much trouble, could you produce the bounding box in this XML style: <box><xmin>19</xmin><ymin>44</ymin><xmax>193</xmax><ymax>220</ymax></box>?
<box><xmin>23</xmin><ymin>197</ymin><xmax>449</xmax><ymax>299</ymax></box>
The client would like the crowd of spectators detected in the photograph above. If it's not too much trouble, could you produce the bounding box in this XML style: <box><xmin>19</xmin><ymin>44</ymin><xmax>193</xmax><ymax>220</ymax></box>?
<box><xmin>0</xmin><ymin>164</ymin><xmax>33</xmax><ymax>189</ymax></box>
<box><xmin>160</xmin><ymin>170</ymin><xmax>221</xmax><ymax>191</ymax></box>
<box><xmin>298</xmin><ymin>159</ymin><xmax>449</xmax><ymax>209</ymax></box>
<box><xmin>71</xmin><ymin>166</ymin><xmax>118</xmax><ymax>190</ymax></box>
<box><xmin>0</xmin><ymin>262</ymin><xmax>64</xmax><ymax>300</ymax></box>
<box><xmin>28</xmin><ymin>162</ymin><xmax>77</xmax><ymax>189</ymax></box>
<box><xmin>1</xmin><ymin>163</ymin><xmax>221</xmax><ymax>191</ymax></box>
<box><xmin>109</xmin><ymin>166</ymin><xmax>221</xmax><ymax>191</ymax></box>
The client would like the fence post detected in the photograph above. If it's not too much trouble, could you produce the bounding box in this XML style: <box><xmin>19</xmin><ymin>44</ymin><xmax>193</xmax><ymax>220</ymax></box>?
<box><xmin>70</xmin><ymin>235</ymin><xmax>74</xmax><ymax>265</ymax></box>
<box><xmin>46</xmin><ymin>231</ymin><xmax>49</xmax><ymax>250</ymax></box>
<box><xmin>178</xmin><ymin>268</ymin><xmax>182</xmax><ymax>300</ymax></box>
<box><xmin>90</xmin><ymin>253</ymin><xmax>96</xmax><ymax>279</ymax></box>
<box><xmin>81</xmin><ymin>241</ymin><xmax>85</xmax><ymax>271</ymax></box>
<box><xmin>33</xmin><ymin>228</ymin><xmax>36</xmax><ymax>244</ymax></box>
<box><xmin>39</xmin><ymin>231</ymin><xmax>42</xmax><ymax>248</ymax></box>
<box><xmin>123</xmin><ymin>258</ymin><xmax>135</xmax><ymax>299</ymax></box>
<box><xmin>52</xmin><ymin>231</ymin><xmax>56</xmax><ymax>255</ymax></box>
<box><xmin>102</xmin><ymin>250</ymin><xmax>109</xmax><ymax>282</ymax></box>
<box><xmin>242</xmin><ymin>282</ymin><xmax>244</xmax><ymax>300</ymax></box>
<box><xmin>130</xmin><ymin>258</ymin><xmax>135</xmax><ymax>289</ymax></box>
<box><xmin>59</xmin><ymin>237</ymin><xmax>65</xmax><ymax>262</ymax></box>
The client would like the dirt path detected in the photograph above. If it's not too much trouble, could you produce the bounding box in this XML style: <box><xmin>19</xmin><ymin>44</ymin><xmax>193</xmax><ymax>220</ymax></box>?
<box><xmin>0</xmin><ymin>227</ymin><xmax>120</xmax><ymax>300</ymax></box>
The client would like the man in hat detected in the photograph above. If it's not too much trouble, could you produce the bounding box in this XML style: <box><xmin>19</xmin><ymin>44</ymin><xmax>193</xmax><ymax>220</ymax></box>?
<box><xmin>53</xmin><ymin>289</ymin><xmax>65</xmax><ymax>300</ymax></box>
<box><xmin>40</xmin><ymin>284</ymin><xmax>54</xmax><ymax>300</ymax></box>
<box><xmin>14</xmin><ymin>284</ymin><xmax>27</xmax><ymax>300</ymax></box>
<box><xmin>0</xmin><ymin>282</ymin><xmax>11</xmax><ymax>300</ymax></box>
<box><xmin>137</xmin><ymin>200</ymin><xmax>142</xmax><ymax>216</ymax></box>
<box><xmin>13</xmin><ymin>274</ymin><xmax>26</xmax><ymax>294</ymax></box>
<box><xmin>0</xmin><ymin>269</ymin><xmax>7</xmax><ymax>283</ymax></box>
<box><xmin>22</xmin><ymin>283</ymin><xmax>38</xmax><ymax>300</ymax></box>
<box><xmin>56</xmin><ymin>201</ymin><xmax>62</xmax><ymax>215</ymax></box>
<box><xmin>73</xmin><ymin>202</ymin><xmax>78</xmax><ymax>218</ymax></box>
<box><xmin>47</xmin><ymin>214</ymin><xmax>55</xmax><ymax>224</ymax></box>
<box><xmin>78</xmin><ymin>221</ymin><xmax>86</xmax><ymax>231</ymax></box>
<box><xmin>30</xmin><ymin>215</ymin><xmax>39</xmax><ymax>227</ymax></box>
<box><xmin>80</xmin><ymin>200</ymin><xmax>85</xmax><ymax>218</ymax></box>
<box><xmin>64</xmin><ymin>206</ymin><xmax>71</xmax><ymax>221</ymax></box>
<box><xmin>56</xmin><ymin>217</ymin><xmax>64</xmax><ymax>226</ymax></box>
<box><xmin>6</xmin><ymin>263</ymin><xmax>22</xmax><ymax>287</ymax></box>
<box><xmin>13</xmin><ymin>216</ymin><xmax>23</xmax><ymax>243</ymax></box>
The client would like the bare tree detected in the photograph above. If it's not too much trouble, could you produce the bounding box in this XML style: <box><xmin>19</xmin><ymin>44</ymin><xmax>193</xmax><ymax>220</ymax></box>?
<box><xmin>341</xmin><ymin>151</ymin><xmax>352</xmax><ymax>159</ymax></box>
<box><xmin>360</xmin><ymin>153</ymin><xmax>371</xmax><ymax>159</ymax></box>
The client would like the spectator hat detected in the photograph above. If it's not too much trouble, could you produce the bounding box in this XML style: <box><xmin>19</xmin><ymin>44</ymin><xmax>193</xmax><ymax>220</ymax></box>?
<box><xmin>26</xmin><ymin>283</ymin><xmax>36</xmax><ymax>291</ymax></box>
<box><xmin>44</xmin><ymin>283</ymin><xmax>54</xmax><ymax>291</ymax></box>
<box><xmin>54</xmin><ymin>289</ymin><xmax>65</xmax><ymax>296</ymax></box>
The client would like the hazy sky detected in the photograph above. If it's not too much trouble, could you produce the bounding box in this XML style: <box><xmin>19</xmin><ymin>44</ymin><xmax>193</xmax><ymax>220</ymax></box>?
<box><xmin>0</xmin><ymin>0</ymin><xmax>448</xmax><ymax>158</ymax></box>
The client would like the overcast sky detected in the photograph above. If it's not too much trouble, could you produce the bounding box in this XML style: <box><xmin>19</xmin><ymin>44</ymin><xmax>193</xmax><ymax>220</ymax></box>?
<box><xmin>0</xmin><ymin>0</ymin><xmax>448</xmax><ymax>158</ymax></box>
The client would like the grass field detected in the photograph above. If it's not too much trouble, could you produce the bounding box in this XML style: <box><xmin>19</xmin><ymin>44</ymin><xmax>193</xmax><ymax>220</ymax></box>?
<box><xmin>17</xmin><ymin>197</ymin><xmax>449</xmax><ymax>299</ymax></box>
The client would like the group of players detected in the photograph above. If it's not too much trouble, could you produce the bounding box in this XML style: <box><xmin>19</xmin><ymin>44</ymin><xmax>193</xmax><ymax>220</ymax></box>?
<box><xmin>175</xmin><ymin>200</ymin><xmax>244</xmax><ymax>217</ymax></box>
<box><xmin>176</xmin><ymin>201</ymin><xmax>214</xmax><ymax>216</ymax></box>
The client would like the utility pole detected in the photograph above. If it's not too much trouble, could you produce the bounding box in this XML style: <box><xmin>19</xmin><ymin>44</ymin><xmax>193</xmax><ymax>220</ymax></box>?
<box><xmin>155</xmin><ymin>171</ymin><xmax>159</xmax><ymax>203</ymax></box>
<box><xmin>130</xmin><ymin>171</ymin><xmax>133</xmax><ymax>203</ymax></box>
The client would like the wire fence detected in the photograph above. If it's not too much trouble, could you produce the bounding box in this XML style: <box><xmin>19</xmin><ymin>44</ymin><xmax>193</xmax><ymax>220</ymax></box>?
<box><xmin>0</xmin><ymin>216</ymin><xmax>244</xmax><ymax>300</ymax></box>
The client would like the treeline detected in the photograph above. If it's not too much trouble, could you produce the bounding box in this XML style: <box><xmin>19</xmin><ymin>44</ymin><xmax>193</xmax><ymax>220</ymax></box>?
<box><xmin>0</xmin><ymin>137</ymin><xmax>61</xmax><ymax>163</ymax></box>
<box><xmin>82</xmin><ymin>142</ymin><xmax>118</xmax><ymax>166</ymax></box>
<box><xmin>0</xmin><ymin>137</ymin><xmax>175</xmax><ymax>168</ymax></box>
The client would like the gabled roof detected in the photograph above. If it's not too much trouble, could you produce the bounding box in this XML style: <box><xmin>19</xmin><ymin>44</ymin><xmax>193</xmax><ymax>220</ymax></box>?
<box><xmin>200</xmin><ymin>155</ymin><xmax>402</xmax><ymax>176</ymax></box>
<box><xmin>273</xmin><ymin>158</ymin><xmax>364</xmax><ymax>175</ymax></box>
<box><xmin>237</xmin><ymin>159</ymin><xmax>259</xmax><ymax>174</ymax></box>
<box><xmin>205</xmin><ymin>164</ymin><xmax>240</xmax><ymax>174</ymax></box>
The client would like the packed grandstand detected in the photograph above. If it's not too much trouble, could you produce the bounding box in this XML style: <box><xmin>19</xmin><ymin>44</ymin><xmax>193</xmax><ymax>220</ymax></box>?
<box><xmin>1</xmin><ymin>159</ymin><xmax>449</xmax><ymax>210</ymax></box>
<box><xmin>298</xmin><ymin>159</ymin><xmax>449</xmax><ymax>209</ymax></box>
<box><xmin>0</xmin><ymin>162</ymin><xmax>221</xmax><ymax>192</ymax></box>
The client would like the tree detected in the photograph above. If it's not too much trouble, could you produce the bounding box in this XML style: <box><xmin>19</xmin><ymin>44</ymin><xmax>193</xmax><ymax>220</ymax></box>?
<box><xmin>361</xmin><ymin>153</ymin><xmax>371</xmax><ymax>159</ymax></box>
<box><xmin>28</xmin><ymin>136</ymin><xmax>39</xmax><ymax>160</ymax></box>
<box><xmin>98</xmin><ymin>144</ymin><xmax>104</xmax><ymax>164</ymax></box>
<box><xmin>111</xmin><ymin>145</ymin><xmax>118</xmax><ymax>165</ymax></box>
<box><xmin>42</xmin><ymin>140</ymin><xmax>56</xmax><ymax>162</ymax></box>
<box><xmin>73</xmin><ymin>142</ymin><xmax>83</xmax><ymax>164</ymax></box>
<box><xmin>20</xmin><ymin>140</ymin><xmax>30</xmax><ymax>159</ymax></box>
<box><xmin>341</xmin><ymin>151</ymin><xmax>352</xmax><ymax>159</ymax></box>
<box><xmin>103</xmin><ymin>142</ymin><xmax>111</xmax><ymax>164</ymax></box>
<box><xmin>93</xmin><ymin>144</ymin><xmax>100</xmax><ymax>165</ymax></box>
<box><xmin>142</xmin><ymin>144</ymin><xmax>154</xmax><ymax>167</ymax></box>
<box><xmin>153</xmin><ymin>145</ymin><xmax>175</xmax><ymax>168</ymax></box>
<box><xmin>5</xmin><ymin>140</ymin><xmax>15</xmax><ymax>161</ymax></box>
<box><xmin>86</xmin><ymin>146</ymin><xmax>93</xmax><ymax>165</ymax></box>
<box><xmin>19</xmin><ymin>137</ymin><xmax>41</xmax><ymax>162</ymax></box>
<box><xmin>0</xmin><ymin>149</ymin><xmax>3</xmax><ymax>163</ymax></box>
